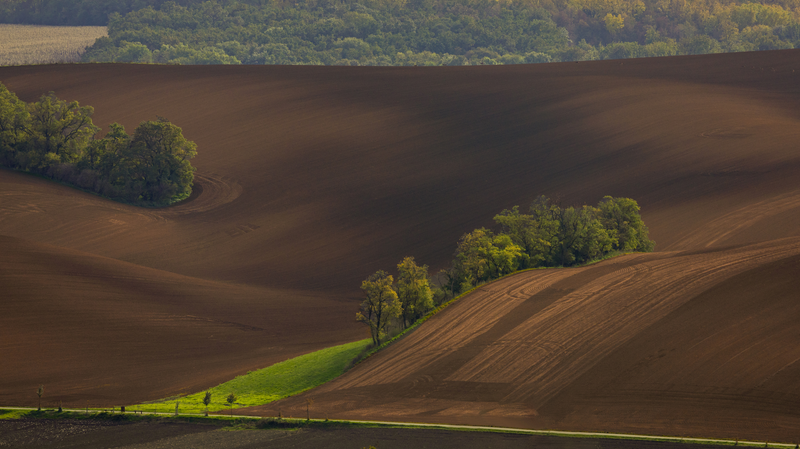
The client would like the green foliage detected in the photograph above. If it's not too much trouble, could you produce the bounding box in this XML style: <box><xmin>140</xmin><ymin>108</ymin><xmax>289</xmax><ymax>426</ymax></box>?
<box><xmin>448</xmin><ymin>195</ymin><xmax>653</xmax><ymax>296</ymax></box>
<box><xmin>153</xmin><ymin>44</ymin><xmax>241</xmax><ymax>64</ymax></box>
<box><xmin>729</xmin><ymin>3</ymin><xmax>792</xmax><ymax>30</ymax></box>
<box><xmin>0</xmin><ymin>83</ymin><xmax>195</xmax><ymax>206</ymax></box>
<box><xmin>0</xmin><ymin>83</ymin><xmax>28</xmax><ymax>167</ymax></box>
<box><xmin>679</xmin><ymin>35</ymin><xmax>723</xmax><ymax>55</ymax></box>
<box><xmin>119</xmin><ymin>118</ymin><xmax>197</xmax><ymax>203</ymax></box>
<box><xmin>4</xmin><ymin>0</ymin><xmax>800</xmax><ymax>64</ymax></box>
<box><xmin>202</xmin><ymin>391</ymin><xmax>212</xmax><ymax>413</ymax></box>
<box><xmin>23</xmin><ymin>93</ymin><xmax>99</xmax><ymax>167</ymax></box>
<box><xmin>494</xmin><ymin>205</ymin><xmax>550</xmax><ymax>268</ymax></box>
<box><xmin>395</xmin><ymin>257</ymin><xmax>434</xmax><ymax>329</ymax></box>
<box><xmin>226</xmin><ymin>392</ymin><xmax>237</xmax><ymax>415</ymax></box>
<box><xmin>597</xmin><ymin>196</ymin><xmax>654</xmax><ymax>252</ymax></box>
<box><xmin>453</xmin><ymin>228</ymin><xmax>492</xmax><ymax>288</ymax></box>
<box><xmin>133</xmin><ymin>339</ymin><xmax>370</xmax><ymax>414</ymax></box>
<box><xmin>115</xmin><ymin>41</ymin><xmax>153</xmax><ymax>62</ymax></box>
<box><xmin>357</xmin><ymin>270</ymin><xmax>402</xmax><ymax>345</ymax></box>
<box><xmin>356</xmin><ymin>195</ymin><xmax>651</xmax><ymax>344</ymax></box>
<box><xmin>453</xmin><ymin>228</ymin><xmax>524</xmax><ymax>288</ymax></box>
<box><xmin>737</xmin><ymin>25</ymin><xmax>794</xmax><ymax>51</ymax></box>
<box><xmin>0</xmin><ymin>409</ymin><xmax>27</xmax><ymax>420</ymax></box>
<box><xmin>75</xmin><ymin>0</ymin><xmax>574</xmax><ymax>66</ymax></box>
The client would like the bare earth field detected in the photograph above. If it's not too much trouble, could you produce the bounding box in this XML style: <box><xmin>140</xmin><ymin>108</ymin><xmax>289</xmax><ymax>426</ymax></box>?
<box><xmin>0</xmin><ymin>25</ymin><xmax>107</xmax><ymax>67</ymax></box>
<box><xmin>2</xmin><ymin>50</ymin><xmax>800</xmax><ymax>442</ymax></box>
<box><xmin>0</xmin><ymin>419</ymin><xmax>732</xmax><ymax>449</ymax></box>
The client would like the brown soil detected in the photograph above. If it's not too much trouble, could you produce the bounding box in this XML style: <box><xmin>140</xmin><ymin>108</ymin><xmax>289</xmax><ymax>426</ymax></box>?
<box><xmin>2</xmin><ymin>50</ymin><xmax>800</xmax><ymax>442</ymax></box>
<box><xmin>0</xmin><ymin>419</ymin><xmax>732</xmax><ymax>449</ymax></box>
<box><xmin>247</xmin><ymin>242</ymin><xmax>800</xmax><ymax>442</ymax></box>
<box><xmin>0</xmin><ymin>418</ymin><xmax>216</xmax><ymax>448</ymax></box>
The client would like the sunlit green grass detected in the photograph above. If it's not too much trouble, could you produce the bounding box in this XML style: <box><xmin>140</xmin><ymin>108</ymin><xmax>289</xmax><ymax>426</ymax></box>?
<box><xmin>0</xmin><ymin>409</ymin><xmax>28</xmax><ymax>419</ymax></box>
<box><xmin>131</xmin><ymin>339</ymin><xmax>371</xmax><ymax>414</ymax></box>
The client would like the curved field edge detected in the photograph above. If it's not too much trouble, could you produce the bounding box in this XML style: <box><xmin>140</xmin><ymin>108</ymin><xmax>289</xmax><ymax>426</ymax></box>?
<box><xmin>355</xmin><ymin>250</ymin><xmax>639</xmax><ymax>366</ymax></box>
<box><xmin>0</xmin><ymin>165</ymin><xmax>194</xmax><ymax>208</ymax></box>
<box><xmin>116</xmin><ymin>253</ymin><xmax>635</xmax><ymax>415</ymax></box>
<box><xmin>129</xmin><ymin>339</ymin><xmax>371</xmax><ymax>414</ymax></box>
<box><xmin>0</xmin><ymin>409</ymin><xmax>787</xmax><ymax>448</ymax></box>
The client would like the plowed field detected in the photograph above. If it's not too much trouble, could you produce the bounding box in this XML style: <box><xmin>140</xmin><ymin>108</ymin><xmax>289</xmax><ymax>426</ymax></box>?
<box><xmin>249</xmin><ymin>241</ymin><xmax>800</xmax><ymax>441</ymax></box>
<box><xmin>2</xmin><ymin>50</ymin><xmax>800</xmax><ymax>441</ymax></box>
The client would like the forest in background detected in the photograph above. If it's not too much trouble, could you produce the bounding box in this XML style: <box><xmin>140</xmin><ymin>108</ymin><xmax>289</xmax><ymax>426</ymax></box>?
<box><xmin>2</xmin><ymin>0</ymin><xmax>800</xmax><ymax>65</ymax></box>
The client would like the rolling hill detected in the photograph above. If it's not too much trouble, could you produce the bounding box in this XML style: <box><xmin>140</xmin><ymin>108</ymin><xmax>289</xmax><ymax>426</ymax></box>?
<box><xmin>1</xmin><ymin>49</ymin><xmax>800</xmax><ymax>440</ymax></box>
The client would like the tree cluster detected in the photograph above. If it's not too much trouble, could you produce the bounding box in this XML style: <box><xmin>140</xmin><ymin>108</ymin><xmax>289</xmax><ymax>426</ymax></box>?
<box><xmin>0</xmin><ymin>0</ymin><xmax>190</xmax><ymax>26</ymax></box>
<box><xmin>446</xmin><ymin>196</ymin><xmax>654</xmax><ymax>293</ymax></box>
<box><xmin>78</xmin><ymin>0</ymin><xmax>568</xmax><ymax>66</ymax></box>
<box><xmin>58</xmin><ymin>0</ymin><xmax>800</xmax><ymax>67</ymax></box>
<box><xmin>357</xmin><ymin>196</ymin><xmax>653</xmax><ymax>343</ymax></box>
<box><xmin>357</xmin><ymin>257</ymin><xmax>436</xmax><ymax>345</ymax></box>
<box><xmin>0</xmin><ymin>83</ymin><xmax>196</xmax><ymax>206</ymax></box>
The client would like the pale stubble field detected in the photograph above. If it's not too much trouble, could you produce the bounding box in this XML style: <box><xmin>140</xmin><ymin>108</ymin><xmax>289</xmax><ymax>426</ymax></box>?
<box><xmin>0</xmin><ymin>24</ymin><xmax>107</xmax><ymax>66</ymax></box>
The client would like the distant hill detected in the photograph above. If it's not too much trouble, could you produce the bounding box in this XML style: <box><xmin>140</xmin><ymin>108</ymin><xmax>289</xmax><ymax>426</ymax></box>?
<box><xmin>2</xmin><ymin>0</ymin><xmax>800</xmax><ymax>65</ymax></box>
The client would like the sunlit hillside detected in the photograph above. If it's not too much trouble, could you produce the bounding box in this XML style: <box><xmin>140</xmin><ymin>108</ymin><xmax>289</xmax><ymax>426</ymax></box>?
<box><xmin>2</xmin><ymin>48</ymin><xmax>800</xmax><ymax>442</ymax></box>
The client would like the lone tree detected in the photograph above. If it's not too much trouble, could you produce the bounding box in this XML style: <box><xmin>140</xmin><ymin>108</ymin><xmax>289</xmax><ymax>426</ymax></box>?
<box><xmin>116</xmin><ymin>117</ymin><xmax>197</xmax><ymax>204</ymax></box>
<box><xmin>356</xmin><ymin>270</ymin><xmax>401</xmax><ymax>345</ymax></box>
<box><xmin>226</xmin><ymin>392</ymin><xmax>237</xmax><ymax>416</ymax></box>
<box><xmin>395</xmin><ymin>257</ymin><xmax>434</xmax><ymax>329</ymax></box>
<box><xmin>203</xmin><ymin>391</ymin><xmax>212</xmax><ymax>416</ymax></box>
<box><xmin>305</xmin><ymin>397</ymin><xmax>313</xmax><ymax>421</ymax></box>
<box><xmin>36</xmin><ymin>385</ymin><xmax>44</xmax><ymax>411</ymax></box>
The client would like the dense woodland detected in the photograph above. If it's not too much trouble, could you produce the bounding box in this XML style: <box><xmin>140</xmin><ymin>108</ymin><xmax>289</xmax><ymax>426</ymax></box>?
<box><xmin>0</xmin><ymin>83</ymin><xmax>196</xmax><ymax>205</ymax></box>
<box><xmin>2</xmin><ymin>0</ymin><xmax>800</xmax><ymax>64</ymax></box>
<box><xmin>358</xmin><ymin>196</ymin><xmax>654</xmax><ymax>344</ymax></box>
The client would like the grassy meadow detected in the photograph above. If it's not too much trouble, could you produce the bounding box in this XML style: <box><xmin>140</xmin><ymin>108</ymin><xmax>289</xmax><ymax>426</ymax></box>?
<box><xmin>132</xmin><ymin>339</ymin><xmax>371</xmax><ymax>415</ymax></box>
<box><xmin>0</xmin><ymin>25</ymin><xmax>106</xmax><ymax>66</ymax></box>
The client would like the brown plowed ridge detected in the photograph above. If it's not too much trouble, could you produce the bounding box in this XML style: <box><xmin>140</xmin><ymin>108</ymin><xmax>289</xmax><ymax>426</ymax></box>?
<box><xmin>2</xmin><ymin>50</ymin><xmax>800</xmax><ymax>439</ymax></box>
<box><xmin>0</xmin><ymin>234</ymin><xmax>360</xmax><ymax>407</ymax></box>
<box><xmin>163</xmin><ymin>172</ymin><xmax>243</xmax><ymax>216</ymax></box>
<box><xmin>246</xmin><ymin>240</ymin><xmax>800</xmax><ymax>441</ymax></box>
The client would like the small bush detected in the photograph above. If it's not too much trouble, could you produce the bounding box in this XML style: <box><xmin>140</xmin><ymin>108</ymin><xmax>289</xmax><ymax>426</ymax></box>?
<box><xmin>255</xmin><ymin>417</ymin><xmax>302</xmax><ymax>429</ymax></box>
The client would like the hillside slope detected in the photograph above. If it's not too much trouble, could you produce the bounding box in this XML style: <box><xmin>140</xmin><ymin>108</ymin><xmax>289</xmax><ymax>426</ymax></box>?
<box><xmin>2</xmin><ymin>50</ymin><xmax>800</xmax><ymax>435</ymax></box>
<box><xmin>0</xmin><ymin>234</ymin><xmax>361</xmax><ymax>406</ymax></box>
<box><xmin>250</xmin><ymin>240</ymin><xmax>800</xmax><ymax>441</ymax></box>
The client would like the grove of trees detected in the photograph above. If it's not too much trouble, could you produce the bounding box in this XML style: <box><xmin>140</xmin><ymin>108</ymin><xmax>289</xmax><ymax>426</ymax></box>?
<box><xmin>0</xmin><ymin>82</ymin><xmax>196</xmax><ymax>206</ymax></box>
<box><xmin>24</xmin><ymin>0</ymin><xmax>798</xmax><ymax>66</ymax></box>
<box><xmin>357</xmin><ymin>196</ymin><xmax>654</xmax><ymax>344</ymax></box>
<box><xmin>444</xmin><ymin>195</ymin><xmax>654</xmax><ymax>294</ymax></box>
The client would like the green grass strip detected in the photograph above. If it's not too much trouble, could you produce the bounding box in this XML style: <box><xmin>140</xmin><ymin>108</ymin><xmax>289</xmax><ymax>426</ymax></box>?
<box><xmin>118</xmin><ymin>252</ymin><xmax>640</xmax><ymax>413</ymax></box>
<box><xmin>131</xmin><ymin>338</ymin><xmax>371</xmax><ymax>414</ymax></box>
<box><xmin>0</xmin><ymin>409</ymin><xmax>28</xmax><ymax>420</ymax></box>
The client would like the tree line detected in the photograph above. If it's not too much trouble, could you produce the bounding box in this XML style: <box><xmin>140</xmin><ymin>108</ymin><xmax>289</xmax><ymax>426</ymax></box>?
<box><xmin>3</xmin><ymin>0</ymin><xmax>799</xmax><ymax>65</ymax></box>
<box><xmin>58</xmin><ymin>0</ymin><xmax>800</xmax><ymax>66</ymax></box>
<box><xmin>0</xmin><ymin>83</ymin><xmax>196</xmax><ymax>206</ymax></box>
<box><xmin>357</xmin><ymin>195</ymin><xmax>654</xmax><ymax>345</ymax></box>
<box><xmin>0</xmin><ymin>0</ymin><xmax>188</xmax><ymax>26</ymax></box>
